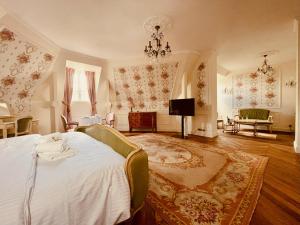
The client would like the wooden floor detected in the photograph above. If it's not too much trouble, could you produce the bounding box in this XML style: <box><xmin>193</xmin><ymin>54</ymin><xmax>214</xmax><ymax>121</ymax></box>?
<box><xmin>124</xmin><ymin>130</ymin><xmax>300</xmax><ymax>225</ymax></box>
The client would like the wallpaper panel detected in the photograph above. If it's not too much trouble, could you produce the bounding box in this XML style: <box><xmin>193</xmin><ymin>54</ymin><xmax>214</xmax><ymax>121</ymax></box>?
<box><xmin>113</xmin><ymin>62</ymin><xmax>179</xmax><ymax>111</ymax></box>
<box><xmin>0</xmin><ymin>28</ymin><xmax>55</xmax><ymax>115</ymax></box>
<box><xmin>233</xmin><ymin>69</ymin><xmax>281</xmax><ymax>108</ymax></box>
<box><xmin>192</xmin><ymin>62</ymin><xmax>209</xmax><ymax>109</ymax></box>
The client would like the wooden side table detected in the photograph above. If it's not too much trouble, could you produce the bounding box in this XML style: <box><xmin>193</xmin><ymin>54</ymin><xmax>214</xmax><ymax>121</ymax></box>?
<box><xmin>128</xmin><ymin>112</ymin><xmax>157</xmax><ymax>132</ymax></box>
<box><xmin>217</xmin><ymin>119</ymin><xmax>224</xmax><ymax>129</ymax></box>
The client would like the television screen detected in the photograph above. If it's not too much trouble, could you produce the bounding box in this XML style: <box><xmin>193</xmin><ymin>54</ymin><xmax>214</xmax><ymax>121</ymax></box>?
<box><xmin>169</xmin><ymin>98</ymin><xmax>195</xmax><ymax>116</ymax></box>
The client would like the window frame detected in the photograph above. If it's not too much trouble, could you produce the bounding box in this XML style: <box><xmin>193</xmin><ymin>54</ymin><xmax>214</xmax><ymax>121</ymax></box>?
<box><xmin>72</xmin><ymin>69</ymin><xmax>90</xmax><ymax>102</ymax></box>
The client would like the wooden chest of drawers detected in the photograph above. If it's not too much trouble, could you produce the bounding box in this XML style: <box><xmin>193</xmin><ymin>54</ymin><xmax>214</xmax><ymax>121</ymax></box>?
<box><xmin>128</xmin><ymin>112</ymin><xmax>157</xmax><ymax>132</ymax></box>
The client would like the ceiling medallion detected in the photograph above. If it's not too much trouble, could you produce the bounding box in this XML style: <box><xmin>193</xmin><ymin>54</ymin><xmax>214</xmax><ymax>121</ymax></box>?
<box><xmin>143</xmin><ymin>16</ymin><xmax>172</xmax><ymax>60</ymax></box>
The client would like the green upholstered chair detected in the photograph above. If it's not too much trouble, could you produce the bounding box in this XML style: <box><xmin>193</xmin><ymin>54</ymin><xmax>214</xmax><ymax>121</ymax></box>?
<box><xmin>15</xmin><ymin>116</ymin><xmax>33</xmax><ymax>136</ymax></box>
<box><xmin>75</xmin><ymin>124</ymin><xmax>149</xmax><ymax>216</ymax></box>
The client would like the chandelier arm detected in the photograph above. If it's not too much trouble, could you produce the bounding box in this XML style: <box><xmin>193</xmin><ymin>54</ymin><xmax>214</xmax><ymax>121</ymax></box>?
<box><xmin>144</xmin><ymin>23</ymin><xmax>171</xmax><ymax>59</ymax></box>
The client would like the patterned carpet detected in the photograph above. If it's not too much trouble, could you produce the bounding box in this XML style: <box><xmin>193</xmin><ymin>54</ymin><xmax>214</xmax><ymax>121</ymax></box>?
<box><xmin>128</xmin><ymin>134</ymin><xmax>268</xmax><ymax>225</ymax></box>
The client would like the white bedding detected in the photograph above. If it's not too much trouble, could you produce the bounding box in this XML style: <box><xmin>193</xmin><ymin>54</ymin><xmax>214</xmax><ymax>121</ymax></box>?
<box><xmin>0</xmin><ymin>132</ymin><xmax>131</xmax><ymax>225</ymax></box>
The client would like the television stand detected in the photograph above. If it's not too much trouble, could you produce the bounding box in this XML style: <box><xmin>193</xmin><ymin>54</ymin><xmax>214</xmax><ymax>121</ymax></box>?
<box><xmin>181</xmin><ymin>115</ymin><xmax>185</xmax><ymax>139</ymax></box>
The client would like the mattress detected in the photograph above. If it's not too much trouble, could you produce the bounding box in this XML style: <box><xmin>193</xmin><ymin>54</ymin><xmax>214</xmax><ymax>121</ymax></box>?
<box><xmin>0</xmin><ymin>132</ymin><xmax>131</xmax><ymax>225</ymax></box>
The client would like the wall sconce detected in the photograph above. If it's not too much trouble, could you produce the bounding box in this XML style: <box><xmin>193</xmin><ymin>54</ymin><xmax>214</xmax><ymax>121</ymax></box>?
<box><xmin>223</xmin><ymin>87</ymin><xmax>233</xmax><ymax>95</ymax></box>
<box><xmin>285</xmin><ymin>79</ymin><xmax>296</xmax><ymax>88</ymax></box>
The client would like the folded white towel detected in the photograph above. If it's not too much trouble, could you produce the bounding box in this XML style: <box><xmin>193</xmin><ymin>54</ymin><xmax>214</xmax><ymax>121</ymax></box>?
<box><xmin>36</xmin><ymin>140</ymin><xmax>68</xmax><ymax>153</ymax></box>
<box><xmin>36</xmin><ymin>133</ymin><xmax>76</xmax><ymax>161</ymax></box>
<box><xmin>40</xmin><ymin>132</ymin><xmax>64</xmax><ymax>143</ymax></box>
<box><xmin>37</xmin><ymin>150</ymin><xmax>75</xmax><ymax>161</ymax></box>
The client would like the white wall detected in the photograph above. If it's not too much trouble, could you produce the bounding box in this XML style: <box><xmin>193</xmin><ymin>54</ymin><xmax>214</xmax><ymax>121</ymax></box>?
<box><xmin>217</xmin><ymin>74</ymin><xmax>233</xmax><ymax>121</ymax></box>
<box><xmin>294</xmin><ymin>19</ymin><xmax>300</xmax><ymax>153</ymax></box>
<box><xmin>31</xmin><ymin>49</ymin><xmax>107</xmax><ymax>134</ymax></box>
<box><xmin>217</xmin><ymin>60</ymin><xmax>296</xmax><ymax>132</ymax></box>
<box><xmin>50</xmin><ymin>49</ymin><xmax>107</xmax><ymax>133</ymax></box>
<box><xmin>189</xmin><ymin>51</ymin><xmax>218</xmax><ymax>137</ymax></box>
<box><xmin>101</xmin><ymin>53</ymin><xmax>197</xmax><ymax>132</ymax></box>
<box><xmin>99</xmin><ymin>51</ymin><xmax>218</xmax><ymax>138</ymax></box>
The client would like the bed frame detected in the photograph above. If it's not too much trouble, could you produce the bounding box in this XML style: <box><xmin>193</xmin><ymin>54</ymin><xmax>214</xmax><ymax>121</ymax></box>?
<box><xmin>75</xmin><ymin>124</ymin><xmax>149</xmax><ymax>216</ymax></box>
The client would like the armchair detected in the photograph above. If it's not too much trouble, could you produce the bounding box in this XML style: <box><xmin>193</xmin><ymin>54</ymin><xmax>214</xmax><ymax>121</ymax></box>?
<box><xmin>15</xmin><ymin>116</ymin><xmax>33</xmax><ymax>136</ymax></box>
<box><xmin>102</xmin><ymin>112</ymin><xmax>115</xmax><ymax>128</ymax></box>
<box><xmin>61</xmin><ymin>114</ymin><xmax>79</xmax><ymax>132</ymax></box>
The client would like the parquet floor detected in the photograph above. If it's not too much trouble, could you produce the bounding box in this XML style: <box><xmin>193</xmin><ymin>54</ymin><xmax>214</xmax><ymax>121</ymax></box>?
<box><xmin>123</xmin><ymin>130</ymin><xmax>300</xmax><ymax>225</ymax></box>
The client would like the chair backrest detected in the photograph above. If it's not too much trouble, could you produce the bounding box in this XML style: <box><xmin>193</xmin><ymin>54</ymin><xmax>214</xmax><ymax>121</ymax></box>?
<box><xmin>239</xmin><ymin>108</ymin><xmax>270</xmax><ymax>120</ymax></box>
<box><xmin>17</xmin><ymin>116</ymin><xmax>33</xmax><ymax>134</ymax></box>
<box><xmin>0</xmin><ymin>102</ymin><xmax>10</xmax><ymax>116</ymax></box>
<box><xmin>61</xmin><ymin>114</ymin><xmax>68</xmax><ymax>132</ymax></box>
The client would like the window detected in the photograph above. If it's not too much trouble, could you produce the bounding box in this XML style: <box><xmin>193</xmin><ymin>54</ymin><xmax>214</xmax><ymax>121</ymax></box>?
<box><xmin>66</xmin><ymin>60</ymin><xmax>101</xmax><ymax>102</ymax></box>
<box><xmin>72</xmin><ymin>70</ymin><xmax>89</xmax><ymax>102</ymax></box>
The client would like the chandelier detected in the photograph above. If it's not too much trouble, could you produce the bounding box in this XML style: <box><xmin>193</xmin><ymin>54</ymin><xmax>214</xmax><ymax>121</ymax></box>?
<box><xmin>257</xmin><ymin>54</ymin><xmax>274</xmax><ymax>75</ymax></box>
<box><xmin>144</xmin><ymin>25</ymin><xmax>171</xmax><ymax>59</ymax></box>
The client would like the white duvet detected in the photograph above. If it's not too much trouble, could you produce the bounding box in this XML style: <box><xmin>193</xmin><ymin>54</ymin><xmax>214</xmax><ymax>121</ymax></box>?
<box><xmin>0</xmin><ymin>132</ymin><xmax>131</xmax><ymax>225</ymax></box>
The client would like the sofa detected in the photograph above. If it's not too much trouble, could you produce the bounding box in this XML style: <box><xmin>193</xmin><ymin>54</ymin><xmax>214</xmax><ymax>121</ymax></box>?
<box><xmin>235</xmin><ymin>108</ymin><xmax>273</xmax><ymax>135</ymax></box>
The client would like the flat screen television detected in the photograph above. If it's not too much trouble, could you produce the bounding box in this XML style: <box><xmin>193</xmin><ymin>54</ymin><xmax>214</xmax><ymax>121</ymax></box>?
<box><xmin>169</xmin><ymin>98</ymin><xmax>195</xmax><ymax>116</ymax></box>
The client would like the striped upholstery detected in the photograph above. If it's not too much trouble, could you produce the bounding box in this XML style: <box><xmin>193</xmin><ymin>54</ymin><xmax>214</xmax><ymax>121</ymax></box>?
<box><xmin>75</xmin><ymin>124</ymin><xmax>149</xmax><ymax>215</ymax></box>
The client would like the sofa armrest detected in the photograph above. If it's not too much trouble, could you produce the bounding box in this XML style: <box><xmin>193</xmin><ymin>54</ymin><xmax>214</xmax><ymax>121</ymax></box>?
<box><xmin>268</xmin><ymin>115</ymin><xmax>273</xmax><ymax>122</ymax></box>
<box><xmin>125</xmin><ymin>149</ymin><xmax>149</xmax><ymax>215</ymax></box>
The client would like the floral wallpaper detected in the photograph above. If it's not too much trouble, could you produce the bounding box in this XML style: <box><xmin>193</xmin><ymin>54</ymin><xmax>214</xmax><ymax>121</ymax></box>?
<box><xmin>0</xmin><ymin>28</ymin><xmax>55</xmax><ymax>115</ymax></box>
<box><xmin>193</xmin><ymin>62</ymin><xmax>208</xmax><ymax>108</ymax></box>
<box><xmin>113</xmin><ymin>62</ymin><xmax>179</xmax><ymax>111</ymax></box>
<box><xmin>233</xmin><ymin>69</ymin><xmax>281</xmax><ymax>108</ymax></box>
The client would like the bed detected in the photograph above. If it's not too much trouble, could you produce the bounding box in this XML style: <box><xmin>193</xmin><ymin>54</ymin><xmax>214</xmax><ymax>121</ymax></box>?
<box><xmin>0</xmin><ymin>124</ymin><xmax>149</xmax><ymax>225</ymax></box>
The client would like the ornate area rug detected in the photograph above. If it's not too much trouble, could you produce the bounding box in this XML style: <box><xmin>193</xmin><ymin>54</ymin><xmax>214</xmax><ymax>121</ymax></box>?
<box><xmin>128</xmin><ymin>134</ymin><xmax>268</xmax><ymax>225</ymax></box>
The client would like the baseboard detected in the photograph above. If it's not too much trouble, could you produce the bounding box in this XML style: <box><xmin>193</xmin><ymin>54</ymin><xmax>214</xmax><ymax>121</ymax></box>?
<box><xmin>192</xmin><ymin>129</ymin><xmax>218</xmax><ymax>138</ymax></box>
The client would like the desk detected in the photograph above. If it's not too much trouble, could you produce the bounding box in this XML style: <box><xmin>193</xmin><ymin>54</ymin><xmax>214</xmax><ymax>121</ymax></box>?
<box><xmin>79</xmin><ymin>115</ymin><xmax>101</xmax><ymax>126</ymax></box>
<box><xmin>0</xmin><ymin>115</ymin><xmax>15</xmax><ymax>138</ymax></box>
<box><xmin>234</xmin><ymin>119</ymin><xmax>273</xmax><ymax>136</ymax></box>
<box><xmin>0</xmin><ymin>116</ymin><xmax>39</xmax><ymax>138</ymax></box>
<box><xmin>0</xmin><ymin>121</ymin><xmax>15</xmax><ymax>138</ymax></box>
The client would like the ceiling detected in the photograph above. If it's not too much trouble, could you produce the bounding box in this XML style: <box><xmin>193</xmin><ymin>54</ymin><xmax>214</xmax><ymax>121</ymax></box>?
<box><xmin>0</xmin><ymin>0</ymin><xmax>299</xmax><ymax>72</ymax></box>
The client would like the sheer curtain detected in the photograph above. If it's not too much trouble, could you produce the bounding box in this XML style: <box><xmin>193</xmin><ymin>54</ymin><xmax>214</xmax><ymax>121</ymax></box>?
<box><xmin>85</xmin><ymin>71</ymin><xmax>97</xmax><ymax>115</ymax></box>
<box><xmin>63</xmin><ymin>67</ymin><xmax>75</xmax><ymax>122</ymax></box>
